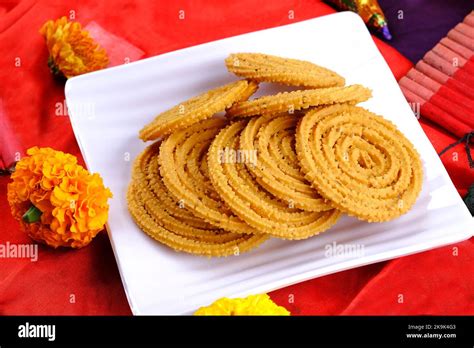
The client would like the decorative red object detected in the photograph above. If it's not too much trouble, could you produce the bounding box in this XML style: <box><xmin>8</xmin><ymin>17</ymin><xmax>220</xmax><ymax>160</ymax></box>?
<box><xmin>399</xmin><ymin>11</ymin><xmax>474</xmax><ymax>197</ymax></box>
<box><xmin>0</xmin><ymin>0</ymin><xmax>472</xmax><ymax>315</ymax></box>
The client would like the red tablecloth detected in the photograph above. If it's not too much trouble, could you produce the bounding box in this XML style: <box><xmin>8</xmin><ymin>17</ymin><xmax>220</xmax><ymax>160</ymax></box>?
<box><xmin>0</xmin><ymin>0</ymin><xmax>473</xmax><ymax>315</ymax></box>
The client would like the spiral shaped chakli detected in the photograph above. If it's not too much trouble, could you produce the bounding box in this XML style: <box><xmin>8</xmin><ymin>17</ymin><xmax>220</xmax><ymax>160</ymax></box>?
<box><xmin>296</xmin><ymin>104</ymin><xmax>423</xmax><ymax>222</ymax></box>
<box><xmin>127</xmin><ymin>141</ymin><xmax>267</xmax><ymax>257</ymax></box>
<box><xmin>240</xmin><ymin>113</ymin><xmax>334</xmax><ymax>212</ymax></box>
<box><xmin>139</xmin><ymin>79</ymin><xmax>258</xmax><ymax>141</ymax></box>
<box><xmin>225</xmin><ymin>53</ymin><xmax>345</xmax><ymax>88</ymax></box>
<box><xmin>158</xmin><ymin>118</ymin><xmax>260</xmax><ymax>235</ymax></box>
<box><xmin>227</xmin><ymin>84</ymin><xmax>372</xmax><ymax>118</ymax></box>
<box><xmin>207</xmin><ymin>120</ymin><xmax>341</xmax><ymax>240</ymax></box>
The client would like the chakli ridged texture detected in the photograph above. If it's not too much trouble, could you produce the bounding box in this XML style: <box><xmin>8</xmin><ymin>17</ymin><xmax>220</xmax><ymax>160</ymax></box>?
<box><xmin>207</xmin><ymin>120</ymin><xmax>341</xmax><ymax>240</ymax></box>
<box><xmin>140</xmin><ymin>80</ymin><xmax>258</xmax><ymax>141</ymax></box>
<box><xmin>127</xmin><ymin>52</ymin><xmax>424</xmax><ymax>256</ymax></box>
<box><xmin>227</xmin><ymin>84</ymin><xmax>372</xmax><ymax>117</ymax></box>
<box><xmin>127</xmin><ymin>141</ymin><xmax>267</xmax><ymax>257</ymax></box>
<box><xmin>159</xmin><ymin>118</ymin><xmax>257</xmax><ymax>235</ymax></box>
<box><xmin>296</xmin><ymin>104</ymin><xmax>423</xmax><ymax>222</ymax></box>
<box><xmin>240</xmin><ymin>114</ymin><xmax>334</xmax><ymax>212</ymax></box>
<box><xmin>225</xmin><ymin>53</ymin><xmax>345</xmax><ymax>88</ymax></box>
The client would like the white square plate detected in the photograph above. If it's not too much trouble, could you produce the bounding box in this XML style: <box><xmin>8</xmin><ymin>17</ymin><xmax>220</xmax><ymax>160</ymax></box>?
<box><xmin>65</xmin><ymin>12</ymin><xmax>474</xmax><ymax>315</ymax></box>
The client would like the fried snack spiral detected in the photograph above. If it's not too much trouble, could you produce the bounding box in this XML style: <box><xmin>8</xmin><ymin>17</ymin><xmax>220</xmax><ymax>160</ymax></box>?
<box><xmin>225</xmin><ymin>53</ymin><xmax>345</xmax><ymax>88</ymax></box>
<box><xmin>139</xmin><ymin>80</ymin><xmax>258</xmax><ymax>141</ymax></box>
<box><xmin>207</xmin><ymin>121</ymin><xmax>341</xmax><ymax>240</ymax></box>
<box><xmin>159</xmin><ymin>118</ymin><xmax>258</xmax><ymax>234</ymax></box>
<box><xmin>240</xmin><ymin>114</ymin><xmax>334</xmax><ymax>212</ymax></box>
<box><xmin>296</xmin><ymin>104</ymin><xmax>423</xmax><ymax>222</ymax></box>
<box><xmin>227</xmin><ymin>85</ymin><xmax>371</xmax><ymax>118</ymax></box>
<box><xmin>127</xmin><ymin>142</ymin><xmax>267</xmax><ymax>257</ymax></box>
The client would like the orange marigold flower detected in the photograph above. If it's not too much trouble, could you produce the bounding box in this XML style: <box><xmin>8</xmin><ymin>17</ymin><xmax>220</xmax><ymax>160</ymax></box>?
<box><xmin>194</xmin><ymin>294</ymin><xmax>290</xmax><ymax>316</ymax></box>
<box><xmin>7</xmin><ymin>147</ymin><xmax>113</xmax><ymax>248</ymax></box>
<box><xmin>40</xmin><ymin>16</ymin><xmax>109</xmax><ymax>78</ymax></box>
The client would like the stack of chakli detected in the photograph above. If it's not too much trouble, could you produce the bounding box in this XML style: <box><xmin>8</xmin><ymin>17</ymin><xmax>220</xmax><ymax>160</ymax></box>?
<box><xmin>128</xmin><ymin>52</ymin><xmax>423</xmax><ymax>257</ymax></box>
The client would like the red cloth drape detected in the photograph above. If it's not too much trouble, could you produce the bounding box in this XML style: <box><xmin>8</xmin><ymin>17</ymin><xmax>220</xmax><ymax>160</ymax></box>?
<box><xmin>0</xmin><ymin>0</ymin><xmax>472</xmax><ymax>315</ymax></box>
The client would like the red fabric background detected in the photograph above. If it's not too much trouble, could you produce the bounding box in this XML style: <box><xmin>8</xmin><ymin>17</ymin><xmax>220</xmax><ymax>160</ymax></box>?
<box><xmin>0</xmin><ymin>0</ymin><xmax>472</xmax><ymax>315</ymax></box>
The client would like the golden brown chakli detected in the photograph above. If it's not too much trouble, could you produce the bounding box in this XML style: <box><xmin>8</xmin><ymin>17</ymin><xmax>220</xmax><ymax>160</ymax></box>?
<box><xmin>127</xmin><ymin>52</ymin><xmax>424</xmax><ymax>257</ymax></box>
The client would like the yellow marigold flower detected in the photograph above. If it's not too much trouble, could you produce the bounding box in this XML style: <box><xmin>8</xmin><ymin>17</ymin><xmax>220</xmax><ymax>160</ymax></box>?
<box><xmin>40</xmin><ymin>16</ymin><xmax>109</xmax><ymax>78</ymax></box>
<box><xmin>7</xmin><ymin>147</ymin><xmax>113</xmax><ymax>248</ymax></box>
<box><xmin>194</xmin><ymin>294</ymin><xmax>290</xmax><ymax>316</ymax></box>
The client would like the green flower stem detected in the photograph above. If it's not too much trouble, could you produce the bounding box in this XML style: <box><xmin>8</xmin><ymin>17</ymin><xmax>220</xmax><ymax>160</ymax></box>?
<box><xmin>22</xmin><ymin>205</ymin><xmax>42</xmax><ymax>223</ymax></box>
<box><xmin>47</xmin><ymin>56</ymin><xmax>67</xmax><ymax>81</ymax></box>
